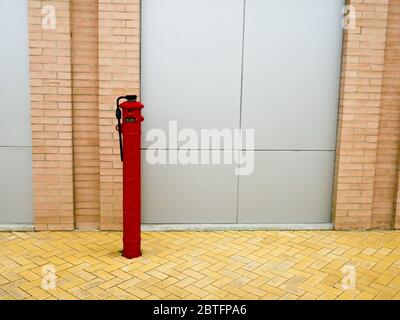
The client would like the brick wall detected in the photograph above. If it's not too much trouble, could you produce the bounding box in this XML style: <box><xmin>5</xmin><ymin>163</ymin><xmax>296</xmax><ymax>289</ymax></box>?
<box><xmin>28</xmin><ymin>0</ymin><xmax>139</xmax><ymax>230</ymax></box>
<box><xmin>98</xmin><ymin>0</ymin><xmax>141</xmax><ymax>230</ymax></box>
<box><xmin>386</xmin><ymin>0</ymin><xmax>400</xmax><ymax>229</ymax></box>
<box><xmin>333</xmin><ymin>0</ymin><xmax>400</xmax><ymax>230</ymax></box>
<box><xmin>71</xmin><ymin>0</ymin><xmax>100</xmax><ymax>229</ymax></box>
<box><xmin>28</xmin><ymin>0</ymin><xmax>75</xmax><ymax>230</ymax></box>
<box><xmin>372</xmin><ymin>0</ymin><xmax>400</xmax><ymax>228</ymax></box>
<box><xmin>28</xmin><ymin>0</ymin><xmax>400</xmax><ymax>230</ymax></box>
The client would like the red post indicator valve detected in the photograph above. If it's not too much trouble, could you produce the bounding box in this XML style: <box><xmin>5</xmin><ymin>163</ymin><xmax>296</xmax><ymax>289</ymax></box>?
<box><xmin>115</xmin><ymin>95</ymin><xmax>144</xmax><ymax>259</ymax></box>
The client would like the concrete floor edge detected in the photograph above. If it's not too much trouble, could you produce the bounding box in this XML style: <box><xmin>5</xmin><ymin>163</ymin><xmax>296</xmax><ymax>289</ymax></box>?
<box><xmin>0</xmin><ymin>223</ymin><xmax>333</xmax><ymax>232</ymax></box>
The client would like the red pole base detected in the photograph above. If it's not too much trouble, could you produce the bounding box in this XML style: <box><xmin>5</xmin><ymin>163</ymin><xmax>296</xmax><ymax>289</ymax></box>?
<box><xmin>122</xmin><ymin>243</ymin><xmax>141</xmax><ymax>259</ymax></box>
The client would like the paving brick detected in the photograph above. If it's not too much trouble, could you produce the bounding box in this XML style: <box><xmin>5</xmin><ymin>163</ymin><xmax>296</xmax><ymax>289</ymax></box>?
<box><xmin>1</xmin><ymin>231</ymin><xmax>400</xmax><ymax>299</ymax></box>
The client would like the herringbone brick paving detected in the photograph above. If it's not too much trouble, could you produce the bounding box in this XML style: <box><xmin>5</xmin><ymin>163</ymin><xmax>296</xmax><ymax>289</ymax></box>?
<box><xmin>1</xmin><ymin>231</ymin><xmax>400</xmax><ymax>300</ymax></box>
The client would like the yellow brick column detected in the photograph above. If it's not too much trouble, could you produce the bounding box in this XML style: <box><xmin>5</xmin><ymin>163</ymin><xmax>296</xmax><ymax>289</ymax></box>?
<box><xmin>333</xmin><ymin>0</ymin><xmax>390</xmax><ymax>229</ymax></box>
<box><xmin>71</xmin><ymin>0</ymin><xmax>100</xmax><ymax>229</ymax></box>
<box><xmin>28</xmin><ymin>0</ymin><xmax>75</xmax><ymax>230</ymax></box>
<box><xmin>395</xmin><ymin>163</ymin><xmax>400</xmax><ymax>228</ymax></box>
<box><xmin>98</xmin><ymin>0</ymin><xmax>141</xmax><ymax>230</ymax></box>
<box><xmin>372</xmin><ymin>0</ymin><xmax>400</xmax><ymax>229</ymax></box>
<box><xmin>389</xmin><ymin>0</ymin><xmax>400</xmax><ymax>230</ymax></box>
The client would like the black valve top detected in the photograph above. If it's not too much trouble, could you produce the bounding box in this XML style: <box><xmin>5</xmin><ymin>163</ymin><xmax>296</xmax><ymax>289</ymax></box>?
<box><xmin>126</xmin><ymin>95</ymin><xmax>137</xmax><ymax>101</ymax></box>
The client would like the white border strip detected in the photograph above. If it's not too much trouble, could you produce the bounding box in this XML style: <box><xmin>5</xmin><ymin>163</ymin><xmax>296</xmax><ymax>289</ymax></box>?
<box><xmin>142</xmin><ymin>223</ymin><xmax>333</xmax><ymax>232</ymax></box>
<box><xmin>0</xmin><ymin>224</ymin><xmax>34</xmax><ymax>231</ymax></box>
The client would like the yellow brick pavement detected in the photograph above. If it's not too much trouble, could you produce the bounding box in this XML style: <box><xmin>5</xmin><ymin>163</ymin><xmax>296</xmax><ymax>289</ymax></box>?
<box><xmin>1</xmin><ymin>231</ymin><xmax>400</xmax><ymax>300</ymax></box>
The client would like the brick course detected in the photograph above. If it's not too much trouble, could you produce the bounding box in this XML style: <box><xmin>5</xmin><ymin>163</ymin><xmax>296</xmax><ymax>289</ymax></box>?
<box><xmin>28</xmin><ymin>0</ymin><xmax>400</xmax><ymax>230</ymax></box>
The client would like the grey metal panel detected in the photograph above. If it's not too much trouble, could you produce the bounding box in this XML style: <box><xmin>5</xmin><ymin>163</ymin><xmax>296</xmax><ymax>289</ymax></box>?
<box><xmin>241</xmin><ymin>0</ymin><xmax>344</xmax><ymax>150</ymax></box>
<box><xmin>0</xmin><ymin>0</ymin><xmax>31</xmax><ymax>147</ymax></box>
<box><xmin>141</xmin><ymin>0</ymin><xmax>244</xmax><ymax>149</ymax></box>
<box><xmin>141</xmin><ymin>151</ymin><xmax>237</xmax><ymax>223</ymax></box>
<box><xmin>0</xmin><ymin>147</ymin><xmax>33</xmax><ymax>224</ymax></box>
<box><xmin>0</xmin><ymin>1</ymin><xmax>33</xmax><ymax>225</ymax></box>
<box><xmin>238</xmin><ymin>151</ymin><xmax>335</xmax><ymax>223</ymax></box>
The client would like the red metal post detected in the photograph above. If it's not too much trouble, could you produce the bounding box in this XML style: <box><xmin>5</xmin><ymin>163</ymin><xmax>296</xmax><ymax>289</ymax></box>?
<box><xmin>116</xmin><ymin>95</ymin><xmax>144</xmax><ymax>259</ymax></box>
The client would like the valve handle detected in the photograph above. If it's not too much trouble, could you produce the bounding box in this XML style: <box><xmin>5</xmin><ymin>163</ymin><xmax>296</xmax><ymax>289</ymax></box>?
<box><xmin>116</xmin><ymin>100</ymin><xmax>124</xmax><ymax>162</ymax></box>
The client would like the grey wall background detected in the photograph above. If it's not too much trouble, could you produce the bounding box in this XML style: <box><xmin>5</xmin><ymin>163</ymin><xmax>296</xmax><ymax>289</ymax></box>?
<box><xmin>141</xmin><ymin>0</ymin><xmax>344</xmax><ymax>224</ymax></box>
<box><xmin>0</xmin><ymin>0</ymin><xmax>33</xmax><ymax>224</ymax></box>
<box><xmin>238</xmin><ymin>0</ymin><xmax>343</xmax><ymax>223</ymax></box>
